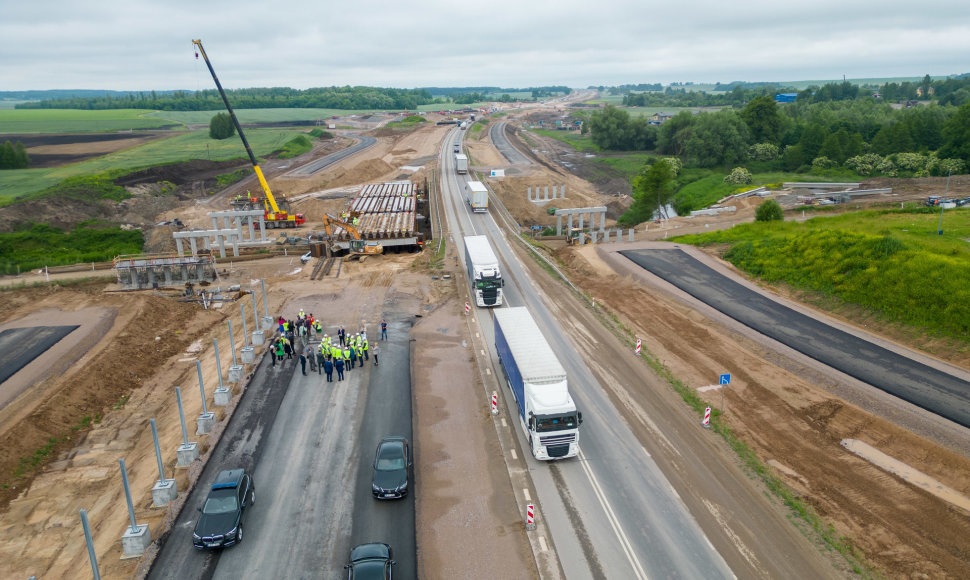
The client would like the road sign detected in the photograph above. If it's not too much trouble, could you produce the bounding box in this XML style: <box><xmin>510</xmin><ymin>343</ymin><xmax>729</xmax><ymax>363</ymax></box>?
<box><xmin>719</xmin><ymin>373</ymin><xmax>731</xmax><ymax>385</ymax></box>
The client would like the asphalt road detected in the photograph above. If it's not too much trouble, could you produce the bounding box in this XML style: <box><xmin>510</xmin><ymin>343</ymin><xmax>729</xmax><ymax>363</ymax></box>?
<box><xmin>620</xmin><ymin>248</ymin><xmax>970</xmax><ymax>429</ymax></box>
<box><xmin>148</xmin><ymin>322</ymin><xmax>416</xmax><ymax>579</ymax></box>
<box><xmin>489</xmin><ymin>122</ymin><xmax>533</xmax><ymax>166</ymax></box>
<box><xmin>286</xmin><ymin>136</ymin><xmax>377</xmax><ymax>176</ymax></box>
<box><xmin>439</xmin><ymin>138</ymin><xmax>733</xmax><ymax>579</ymax></box>
<box><xmin>0</xmin><ymin>325</ymin><xmax>78</xmax><ymax>386</ymax></box>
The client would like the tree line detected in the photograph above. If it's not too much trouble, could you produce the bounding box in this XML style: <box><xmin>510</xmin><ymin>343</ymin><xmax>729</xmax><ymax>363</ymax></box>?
<box><xmin>0</xmin><ymin>141</ymin><xmax>29</xmax><ymax>170</ymax></box>
<box><xmin>587</xmin><ymin>97</ymin><xmax>970</xmax><ymax>175</ymax></box>
<box><xmin>619</xmin><ymin>74</ymin><xmax>970</xmax><ymax>108</ymax></box>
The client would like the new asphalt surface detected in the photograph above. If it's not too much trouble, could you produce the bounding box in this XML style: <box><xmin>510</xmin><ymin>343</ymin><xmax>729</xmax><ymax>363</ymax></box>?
<box><xmin>620</xmin><ymin>248</ymin><xmax>970</xmax><ymax>429</ymax></box>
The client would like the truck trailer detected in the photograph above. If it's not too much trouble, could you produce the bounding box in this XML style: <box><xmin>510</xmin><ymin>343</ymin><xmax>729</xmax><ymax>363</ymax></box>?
<box><xmin>455</xmin><ymin>153</ymin><xmax>468</xmax><ymax>174</ymax></box>
<box><xmin>466</xmin><ymin>180</ymin><xmax>488</xmax><ymax>213</ymax></box>
<box><xmin>463</xmin><ymin>235</ymin><xmax>504</xmax><ymax>307</ymax></box>
<box><xmin>494</xmin><ymin>307</ymin><xmax>581</xmax><ymax>460</ymax></box>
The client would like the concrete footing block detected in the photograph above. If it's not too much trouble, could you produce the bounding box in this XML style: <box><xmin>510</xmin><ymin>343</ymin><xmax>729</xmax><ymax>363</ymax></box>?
<box><xmin>197</xmin><ymin>412</ymin><xmax>215</xmax><ymax>435</ymax></box>
<box><xmin>228</xmin><ymin>364</ymin><xmax>244</xmax><ymax>383</ymax></box>
<box><xmin>152</xmin><ymin>479</ymin><xmax>178</xmax><ymax>507</ymax></box>
<box><xmin>214</xmin><ymin>387</ymin><xmax>231</xmax><ymax>406</ymax></box>
<box><xmin>241</xmin><ymin>346</ymin><xmax>255</xmax><ymax>364</ymax></box>
<box><xmin>251</xmin><ymin>330</ymin><xmax>265</xmax><ymax>346</ymax></box>
<box><xmin>176</xmin><ymin>442</ymin><xmax>199</xmax><ymax>467</ymax></box>
<box><xmin>121</xmin><ymin>524</ymin><xmax>151</xmax><ymax>558</ymax></box>
<box><xmin>260</xmin><ymin>316</ymin><xmax>274</xmax><ymax>331</ymax></box>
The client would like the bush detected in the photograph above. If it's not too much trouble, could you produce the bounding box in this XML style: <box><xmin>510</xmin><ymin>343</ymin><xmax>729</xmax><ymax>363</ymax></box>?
<box><xmin>811</xmin><ymin>156</ymin><xmax>836</xmax><ymax>170</ymax></box>
<box><xmin>928</xmin><ymin>156</ymin><xmax>966</xmax><ymax>177</ymax></box>
<box><xmin>724</xmin><ymin>167</ymin><xmax>753</xmax><ymax>185</ymax></box>
<box><xmin>755</xmin><ymin>199</ymin><xmax>784</xmax><ymax>221</ymax></box>
<box><xmin>660</xmin><ymin>157</ymin><xmax>682</xmax><ymax>177</ymax></box>
<box><xmin>893</xmin><ymin>152</ymin><xmax>928</xmax><ymax>173</ymax></box>
<box><xmin>209</xmin><ymin>112</ymin><xmax>236</xmax><ymax>140</ymax></box>
<box><xmin>846</xmin><ymin>153</ymin><xmax>884</xmax><ymax>176</ymax></box>
<box><xmin>276</xmin><ymin>134</ymin><xmax>313</xmax><ymax>159</ymax></box>
<box><xmin>749</xmin><ymin>143</ymin><xmax>779</xmax><ymax>161</ymax></box>
<box><xmin>308</xmin><ymin>128</ymin><xmax>334</xmax><ymax>139</ymax></box>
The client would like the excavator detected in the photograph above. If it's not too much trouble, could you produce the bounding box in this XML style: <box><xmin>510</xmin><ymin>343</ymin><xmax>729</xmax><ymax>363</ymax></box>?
<box><xmin>192</xmin><ymin>39</ymin><xmax>305</xmax><ymax>229</ymax></box>
<box><xmin>321</xmin><ymin>213</ymin><xmax>383</xmax><ymax>257</ymax></box>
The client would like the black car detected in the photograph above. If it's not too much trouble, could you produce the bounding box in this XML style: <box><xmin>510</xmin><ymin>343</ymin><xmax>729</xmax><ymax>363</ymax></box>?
<box><xmin>345</xmin><ymin>542</ymin><xmax>395</xmax><ymax>580</ymax></box>
<box><xmin>371</xmin><ymin>436</ymin><xmax>411</xmax><ymax>499</ymax></box>
<box><xmin>192</xmin><ymin>468</ymin><xmax>254</xmax><ymax>549</ymax></box>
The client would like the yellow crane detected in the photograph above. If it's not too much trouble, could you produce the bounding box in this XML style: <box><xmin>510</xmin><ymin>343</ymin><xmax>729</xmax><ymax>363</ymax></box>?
<box><xmin>321</xmin><ymin>213</ymin><xmax>383</xmax><ymax>257</ymax></box>
<box><xmin>192</xmin><ymin>39</ymin><xmax>305</xmax><ymax>228</ymax></box>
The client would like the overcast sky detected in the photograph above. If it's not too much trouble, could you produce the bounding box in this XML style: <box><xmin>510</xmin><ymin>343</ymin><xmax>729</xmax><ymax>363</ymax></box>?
<box><xmin>3</xmin><ymin>0</ymin><xmax>969</xmax><ymax>92</ymax></box>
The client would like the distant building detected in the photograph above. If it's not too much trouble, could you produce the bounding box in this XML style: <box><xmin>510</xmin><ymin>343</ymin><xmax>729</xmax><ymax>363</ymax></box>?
<box><xmin>775</xmin><ymin>93</ymin><xmax>798</xmax><ymax>103</ymax></box>
<box><xmin>649</xmin><ymin>111</ymin><xmax>676</xmax><ymax>125</ymax></box>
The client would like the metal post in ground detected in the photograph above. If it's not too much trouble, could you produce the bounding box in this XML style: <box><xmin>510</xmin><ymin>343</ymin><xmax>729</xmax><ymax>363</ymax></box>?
<box><xmin>250</xmin><ymin>292</ymin><xmax>265</xmax><ymax>346</ymax></box>
<box><xmin>80</xmin><ymin>509</ymin><xmax>101</xmax><ymax>580</ymax></box>
<box><xmin>226</xmin><ymin>322</ymin><xmax>244</xmax><ymax>383</ymax></box>
<box><xmin>228</xmin><ymin>320</ymin><xmax>238</xmax><ymax>366</ymax></box>
<box><xmin>119</xmin><ymin>458</ymin><xmax>151</xmax><ymax>556</ymax></box>
<box><xmin>240</xmin><ymin>303</ymin><xmax>255</xmax><ymax>363</ymax></box>
<box><xmin>196</xmin><ymin>360</ymin><xmax>214</xmax><ymax>434</ymax></box>
<box><xmin>260</xmin><ymin>278</ymin><xmax>273</xmax><ymax>331</ymax></box>
<box><xmin>175</xmin><ymin>386</ymin><xmax>199</xmax><ymax>466</ymax></box>
<box><xmin>150</xmin><ymin>418</ymin><xmax>177</xmax><ymax>505</ymax></box>
<box><xmin>213</xmin><ymin>338</ymin><xmax>231</xmax><ymax>406</ymax></box>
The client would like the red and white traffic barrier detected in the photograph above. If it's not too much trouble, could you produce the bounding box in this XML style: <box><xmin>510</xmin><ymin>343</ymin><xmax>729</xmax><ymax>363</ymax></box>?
<box><xmin>464</xmin><ymin>302</ymin><xmax>470</xmax><ymax>315</ymax></box>
<box><xmin>525</xmin><ymin>503</ymin><xmax>536</xmax><ymax>530</ymax></box>
<box><xmin>491</xmin><ymin>392</ymin><xmax>498</xmax><ymax>415</ymax></box>
<box><xmin>702</xmin><ymin>406</ymin><xmax>711</xmax><ymax>428</ymax></box>
<box><xmin>635</xmin><ymin>338</ymin><xmax>641</xmax><ymax>356</ymax></box>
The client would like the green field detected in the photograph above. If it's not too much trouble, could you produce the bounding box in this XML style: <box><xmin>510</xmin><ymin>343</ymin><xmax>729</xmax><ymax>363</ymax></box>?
<box><xmin>0</xmin><ymin>109</ymin><xmax>179</xmax><ymax>133</ymax></box>
<box><xmin>0</xmin><ymin>127</ymin><xmax>306</xmax><ymax>203</ymax></box>
<box><xmin>147</xmin><ymin>108</ymin><xmax>378</xmax><ymax>125</ymax></box>
<box><xmin>673</xmin><ymin>208</ymin><xmax>970</xmax><ymax>341</ymax></box>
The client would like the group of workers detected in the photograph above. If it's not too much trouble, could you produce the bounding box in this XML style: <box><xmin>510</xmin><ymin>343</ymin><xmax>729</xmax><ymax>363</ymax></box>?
<box><xmin>269</xmin><ymin>310</ymin><xmax>387</xmax><ymax>383</ymax></box>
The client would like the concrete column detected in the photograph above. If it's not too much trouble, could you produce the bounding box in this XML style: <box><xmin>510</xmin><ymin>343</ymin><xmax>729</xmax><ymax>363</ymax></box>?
<box><xmin>556</xmin><ymin>215</ymin><xmax>562</xmax><ymax>236</ymax></box>
<box><xmin>527</xmin><ymin>186</ymin><xmax>532</xmax><ymax>201</ymax></box>
<box><xmin>247</xmin><ymin>217</ymin><xmax>255</xmax><ymax>241</ymax></box>
<box><xmin>258</xmin><ymin>217</ymin><xmax>266</xmax><ymax>241</ymax></box>
<box><xmin>567</xmin><ymin>214</ymin><xmax>573</xmax><ymax>231</ymax></box>
<box><xmin>176</xmin><ymin>238</ymin><xmax>184</xmax><ymax>256</ymax></box>
<box><xmin>544</xmin><ymin>186</ymin><xmax>549</xmax><ymax>201</ymax></box>
<box><xmin>628</xmin><ymin>229</ymin><xmax>635</xmax><ymax>242</ymax></box>
<box><xmin>211</xmin><ymin>216</ymin><xmax>218</xmax><ymax>231</ymax></box>
<box><xmin>189</xmin><ymin>237</ymin><xmax>198</xmax><ymax>256</ymax></box>
<box><xmin>578</xmin><ymin>213</ymin><xmax>584</xmax><ymax>231</ymax></box>
<box><xmin>164</xmin><ymin>267</ymin><xmax>173</xmax><ymax>286</ymax></box>
<box><xmin>600</xmin><ymin>211</ymin><xmax>606</xmax><ymax>231</ymax></box>
<box><xmin>591</xmin><ymin>231</ymin><xmax>599</xmax><ymax>244</ymax></box>
<box><xmin>562</xmin><ymin>184</ymin><xmax>566</xmax><ymax>198</ymax></box>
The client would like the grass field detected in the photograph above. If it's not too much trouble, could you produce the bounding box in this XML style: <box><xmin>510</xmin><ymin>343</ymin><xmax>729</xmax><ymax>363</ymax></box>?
<box><xmin>0</xmin><ymin>127</ymin><xmax>306</xmax><ymax>203</ymax></box>
<box><xmin>0</xmin><ymin>109</ymin><xmax>179</xmax><ymax>133</ymax></box>
<box><xmin>672</xmin><ymin>208</ymin><xmax>970</xmax><ymax>341</ymax></box>
<box><xmin>147</xmin><ymin>108</ymin><xmax>377</xmax><ymax>125</ymax></box>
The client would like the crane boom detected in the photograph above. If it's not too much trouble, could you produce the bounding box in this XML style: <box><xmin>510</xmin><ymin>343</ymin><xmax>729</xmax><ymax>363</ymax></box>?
<box><xmin>192</xmin><ymin>39</ymin><xmax>281</xmax><ymax>214</ymax></box>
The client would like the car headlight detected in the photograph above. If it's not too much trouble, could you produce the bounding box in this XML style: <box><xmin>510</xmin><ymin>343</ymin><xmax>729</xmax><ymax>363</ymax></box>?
<box><xmin>372</xmin><ymin>483</ymin><xmax>381</xmax><ymax>492</ymax></box>
<box><xmin>193</xmin><ymin>533</ymin><xmax>201</xmax><ymax>540</ymax></box>
<box><xmin>226</xmin><ymin>527</ymin><xmax>238</xmax><ymax>539</ymax></box>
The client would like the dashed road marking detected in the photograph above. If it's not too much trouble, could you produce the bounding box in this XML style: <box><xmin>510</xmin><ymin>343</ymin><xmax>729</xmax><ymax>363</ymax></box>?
<box><xmin>501</xmin><ymin>418</ymin><xmax>507</xmax><ymax>428</ymax></box>
<box><xmin>523</xmin><ymin>488</ymin><xmax>531</xmax><ymax>502</ymax></box>
<box><xmin>538</xmin><ymin>536</ymin><xmax>547</xmax><ymax>551</ymax></box>
<box><xmin>511</xmin><ymin>449</ymin><xmax>517</xmax><ymax>460</ymax></box>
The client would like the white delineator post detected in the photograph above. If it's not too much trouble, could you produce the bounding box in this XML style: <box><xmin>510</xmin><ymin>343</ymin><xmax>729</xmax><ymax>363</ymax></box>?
<box><xmin>702</xmin><ymin>406</ymin><xmax>712</xmax><ymax>428</ymax></box>
<box><xmin>525</xmin><ymin>504</ymin><xmax>536</xmax><ymax>530</ymax></box>
<box><xmin>635</xmin><ymin>338</ymin><xmax>641</xmax><ymax>356</ymax></box>
<box><xmin>491</xmin><ymin>392</ymin><xmax>498</xmax><ymax>415</ymax></box>
<box><xmin>464</xmin><ymin>302</ymin><xmax>470</xmax><ymax>315</ymax></box>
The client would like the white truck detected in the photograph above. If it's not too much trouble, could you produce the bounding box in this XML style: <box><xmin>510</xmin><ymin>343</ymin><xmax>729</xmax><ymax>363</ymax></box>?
<box><xmin>455</xmin><ymin>153</ymin><xmax>468</xmax><ymax>175</ymax></box>
<box><xmin>463</xmin><ymin>235</ymin><xmax>504</xmax><ymax>307</ymax></box>
<box><xmin>494</xmin><ymin>307</ymin><xmax>582</xmax><ymax>460</ymax></box>
<box><xmin>460</xmin><ymin>121</ymin><xmax>468</xmax><ymax>130</ymax></box>
<box><xmin>466</xmin><ymin>180</ymin><xmax>488</xmax><ymax>213</ymax></box>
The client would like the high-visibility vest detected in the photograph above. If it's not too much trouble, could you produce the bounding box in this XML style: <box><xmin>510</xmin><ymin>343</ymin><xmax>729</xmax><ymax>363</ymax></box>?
<box><xmin>343</xmin><ymin>349</ymin><xmax>350</xmax><ymax>360</ymax></box>
<box><xmin>315</xmin><ymin>322</ymin><xmax>322</xmax><ymax>332</ymax></box>
<box><xmin>283</xmin><ymin>322</ymin><xmax>289</xmax><ymax>331</ymax></box>
<box><xmin>362</xmin><ymin>339</ymin><xmax>368</xmax><ymax>352</ymax></box>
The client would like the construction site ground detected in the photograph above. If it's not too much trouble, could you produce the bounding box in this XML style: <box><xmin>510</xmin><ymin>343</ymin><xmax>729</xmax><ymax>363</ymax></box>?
<box><xmin>1</xmin><ymin>113</ymin><xmax>969</xmax><ymax>579</ymax></box>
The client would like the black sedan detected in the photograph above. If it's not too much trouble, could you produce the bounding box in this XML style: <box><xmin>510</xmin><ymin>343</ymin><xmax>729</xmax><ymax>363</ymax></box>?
<box><xmin>371</xmin><ymin>436</ymin><xmax>411</xmax><ymax>500</ymax></box>
<box><xmin>192</xmin><ymin>468</ymin><xmax>254</xmax><ymax>549</ymax></box>
<box><xmin>346</xmin><ymin>542</ymin><xmax>395</xmax><ymax>580</ymax></box>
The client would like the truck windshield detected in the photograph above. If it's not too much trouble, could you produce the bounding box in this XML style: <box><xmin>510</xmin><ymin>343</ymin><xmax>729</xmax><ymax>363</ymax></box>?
<box><xmin>535</xmin><ymin>414</ymin><xmax>578</xmax><ymax>432</ymax></box>
<box><xmin>476</xmin><ymin>278</ymin><xmax>502</xmax><ymax>290</ymax></box>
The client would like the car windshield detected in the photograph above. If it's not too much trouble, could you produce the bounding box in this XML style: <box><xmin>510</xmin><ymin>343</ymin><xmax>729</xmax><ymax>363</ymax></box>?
<box><xmin>535</xmin><ymin>414</ymin><xmax>578</xmax><ymax>432</ymax></box>
<box><xmin>376</xmin><ymin>444</ymin><xmax>405</xmax><ymax>471</ymax></box>
<box><xmin>202</xmin><ymin>489</ymin><xmax>238</xmax><ymax>515</ymax></box>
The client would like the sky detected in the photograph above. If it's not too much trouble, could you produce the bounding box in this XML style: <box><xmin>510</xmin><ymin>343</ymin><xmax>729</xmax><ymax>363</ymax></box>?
<box><xmin>2</xmin><ymin>0</ymin><xmax>970</xmax><ymax>92</ymax></box>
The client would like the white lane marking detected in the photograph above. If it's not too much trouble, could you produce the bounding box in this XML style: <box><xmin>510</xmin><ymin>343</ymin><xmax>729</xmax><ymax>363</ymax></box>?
<box><xmin>501</xmin><ymin>418</ymin><xmax>508</xmax><ymax>428</ymax></box>
<box><xmin>486</xmin><ymin>368</ymin><xmax>491</xmax><ymax>375</ymax></box>
<box><xmin>578</xmin><ymin>448</ymin><xmax>649</xmax><ymax>580</ymax></box>
<box><xmin>511</xmin><ymin>449</ymin><xmax>517</xmax><ymax>460</ymax></box>
<box><xmin>481</xmin><ymin>349</ymin><xmax>486</xmax><ymax>356</ymax></box>
<box><xmin>523</xmin><ymin>488</ymin><xmax>531</xmax><ymax>502</ymax></box>
<box><xmin>538</xmin><ymin>536</ymin><xmax>548</xmax><ymax>551</ymax></box>
<box><xmin>476</xmin><ymin>332</ymin><xmax>480</xmax><ymax>338</ymax></box>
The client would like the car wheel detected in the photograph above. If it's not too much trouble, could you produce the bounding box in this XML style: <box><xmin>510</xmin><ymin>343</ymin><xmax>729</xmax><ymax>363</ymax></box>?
<box><xmin>237</xmin><ymin>523</ymin><xmax>244</xmax><ymax>543</ymax></box>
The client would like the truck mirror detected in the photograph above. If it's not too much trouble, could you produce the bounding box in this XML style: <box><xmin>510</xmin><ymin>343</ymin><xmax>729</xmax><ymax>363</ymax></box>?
<box><xmin>578</xmin><ymin>412</ymin><xmax>583</xmax><ymax>425</ymax></box>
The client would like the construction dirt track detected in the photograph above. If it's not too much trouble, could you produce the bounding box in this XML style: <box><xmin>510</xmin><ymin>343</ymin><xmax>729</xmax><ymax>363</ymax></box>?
<box><xmin>2</xmin><ymin>111</ymin><xmax>970</xmax><ymax>579</ymax></box>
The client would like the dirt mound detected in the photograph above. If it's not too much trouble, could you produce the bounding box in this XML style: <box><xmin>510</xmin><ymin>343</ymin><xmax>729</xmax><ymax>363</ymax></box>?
<box><xmin>114</xmin><ymin>159</ymin><xmax>248</xmax><ymax>187</ymax></box>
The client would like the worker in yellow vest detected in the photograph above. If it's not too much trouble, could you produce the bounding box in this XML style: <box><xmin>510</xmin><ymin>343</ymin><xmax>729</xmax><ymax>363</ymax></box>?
<box><xmin>361</xmin><ymin>337</ymin><xmax>369</xmax><ymax>361</ymax></box>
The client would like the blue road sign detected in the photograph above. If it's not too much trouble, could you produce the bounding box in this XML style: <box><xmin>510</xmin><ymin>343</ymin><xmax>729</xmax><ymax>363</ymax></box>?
<box><xmin>719</xmin><ymin>373</ymin><xmax>731</xmax><ymax>385</ymax></box>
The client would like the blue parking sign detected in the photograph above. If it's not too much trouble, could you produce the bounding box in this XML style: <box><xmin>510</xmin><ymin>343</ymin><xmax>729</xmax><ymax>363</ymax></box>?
<box><xmin>719</xmin><ymin>373</ymin><xmax>731</xmax><ymax>385</ymax></box>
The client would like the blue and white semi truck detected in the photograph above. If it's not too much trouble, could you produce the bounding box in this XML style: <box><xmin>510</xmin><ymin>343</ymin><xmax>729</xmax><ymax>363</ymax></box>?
<box><xmin>493</xmin><ymin>307</ymin><xmax>581</xmax><ymax>460</ymax></box>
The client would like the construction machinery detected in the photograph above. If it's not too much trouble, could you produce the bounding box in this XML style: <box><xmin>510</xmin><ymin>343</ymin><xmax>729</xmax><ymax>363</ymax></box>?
<box><xmin>565</xmin><ymin>228</ymin><xmax>591</xmax><ymax>245</ymax></box>
<box><xmin>321</xmin><ymin>213</ymin><xmax>383</xmax><ymax>257</ymax></box>
<box><xmin>192</xmin><ymin>39</ymin><xmax>305</xmax><ymax>229</ymax></box>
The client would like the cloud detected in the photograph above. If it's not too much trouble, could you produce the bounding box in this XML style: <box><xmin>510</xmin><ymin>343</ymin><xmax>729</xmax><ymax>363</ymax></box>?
<box><xmin>1</xmin><ymin>0</ymin><xmax>969</xmax><ymax>91</ymax></box>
